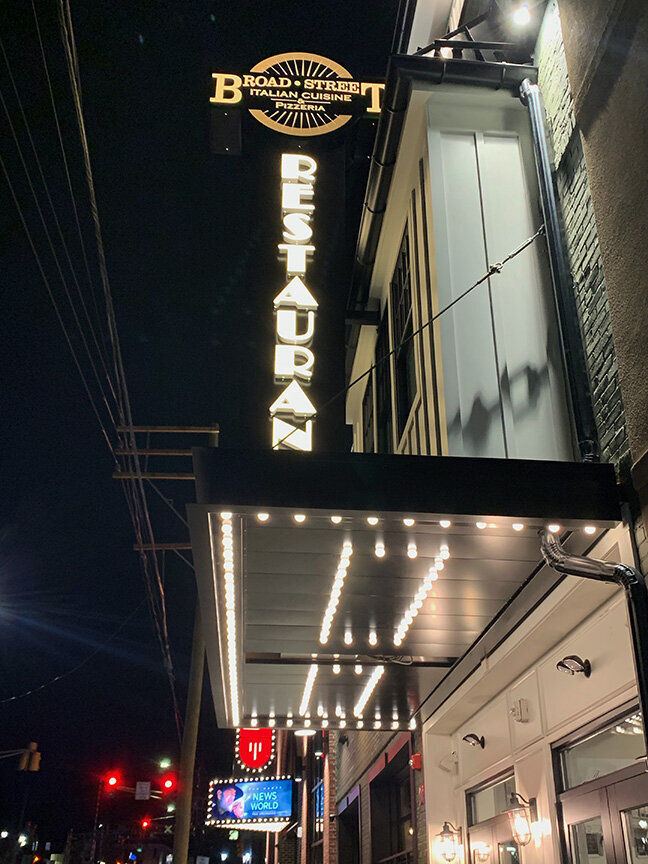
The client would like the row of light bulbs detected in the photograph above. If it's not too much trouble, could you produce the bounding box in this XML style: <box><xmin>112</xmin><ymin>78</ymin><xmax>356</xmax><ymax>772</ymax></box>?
<box><xmin>319</xmin><ymin>541</ymin><xmax>353</xmax><ymax>644</ymax></box>
<box><xmin>249</xmin><ymin>511</ymin><xmax>598</xmax><ymax>534</ymax></box>
<box><xmin>220</xmin><ymin>513</ymin><xmax>240</xmax><ymax>727</ymax></box>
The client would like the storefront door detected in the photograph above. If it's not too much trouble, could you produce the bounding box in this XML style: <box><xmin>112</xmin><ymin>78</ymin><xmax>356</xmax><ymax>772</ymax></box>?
<box><xmin>560</xmin><ymin>765</ymin><xmax>648</xmax><ymax>864</ymax></box>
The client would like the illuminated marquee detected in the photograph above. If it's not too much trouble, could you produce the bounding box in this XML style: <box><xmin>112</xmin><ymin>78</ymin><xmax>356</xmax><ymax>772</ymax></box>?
<box><xmin>235</xmin><ymin>728</ymin><xmax>275</xmax><ymax>772</ymax></box>
<box><xmin>211</xmin><ymin>51</ymin><xmax>384</xmax><ymax>137</ymax></box>
<box><xmin>271</xmin><ymin>154</ymin><xmax>318</xmax><ymax>450</ymax></box>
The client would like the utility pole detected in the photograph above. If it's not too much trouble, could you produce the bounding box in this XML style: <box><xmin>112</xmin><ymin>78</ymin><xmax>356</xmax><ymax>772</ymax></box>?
<box><xmin>172</xmin><ymin>605</ymin><xmax>205</xmax><ymax>864</ymax></box>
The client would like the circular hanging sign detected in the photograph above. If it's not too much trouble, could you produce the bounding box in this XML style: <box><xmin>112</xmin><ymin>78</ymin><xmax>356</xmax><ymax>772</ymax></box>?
<box><xmin>210</xmin><ymin>53</ymin><xmax>383</xmax><ymax>137</ymax></box>
<box><xmin>236</xmin><ymin>728</ymin><xmax>275</xmax><ymax>771</ymax></box>
<box><xmin>248</xmin><ymin>52</ymin><xmax>354</xmax><ymax>137</ymax></box>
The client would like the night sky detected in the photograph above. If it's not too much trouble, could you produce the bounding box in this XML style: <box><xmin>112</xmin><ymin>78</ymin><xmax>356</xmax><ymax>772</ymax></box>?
<box><xmin>0</xmin><ymin>0</ymin><xmax>397</xmax><ymax>845</ymax></box>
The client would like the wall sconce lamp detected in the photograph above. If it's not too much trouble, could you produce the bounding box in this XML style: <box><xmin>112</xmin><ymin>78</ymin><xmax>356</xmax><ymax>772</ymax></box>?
<box><xmin>462</xmin><ymin>733</ymin><xmax>485</xmax><ymax>749</ymax></box>
<box><xmin>438</xmin><ymin>822</ymin><xmax>462</xmax><ymax>863</ymax></box>
<box><xmin>472</xmin><ymin>843</ymin><xmax>491</xmax><ymax>863</ymax></box>
<box><xmin>556</xmin><ymin>655</ymin><xmax>591</xmax><ymax>677</ymax></box>
<box><xmin>506</xmin><ymin>793</ymin><xmax>538</xmax><ymax>846</ymax></box>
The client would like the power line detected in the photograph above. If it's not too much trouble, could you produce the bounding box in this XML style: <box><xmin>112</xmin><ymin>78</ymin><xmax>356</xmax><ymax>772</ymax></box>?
<box><xmin>274</xmin><ymin>224</ymin><xmax>546</xmax><ymax>449</ymax></box>
<box><xmin>0</xmin><ymin>599</ymin><xmax>147</xmax><ymax>704</ymax></box>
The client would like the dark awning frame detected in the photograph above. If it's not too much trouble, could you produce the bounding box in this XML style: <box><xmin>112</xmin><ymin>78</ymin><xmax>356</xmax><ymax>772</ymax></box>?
<box><xmin>188</xmin><ymin>449</ymin><xmax>620</xmax><ymax>730</ymax></box>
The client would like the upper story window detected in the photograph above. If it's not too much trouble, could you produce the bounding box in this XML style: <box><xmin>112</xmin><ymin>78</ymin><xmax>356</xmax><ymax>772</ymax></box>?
<box><xmin>362</xmin><ymin>373</ymin><xmax>374</xmax><ymax>454</ymax></box>
<box><xmin>556</xmin><ymin>707</ymin><xmax>644</xmax><ymax>791</ymax></box>
<box><xmin>467</xmin><ymin>774</ymin><xmax>516</xmax><ymax>826</ymax></box>
<box><xmin>390</xmin><ymin>227</ymin><xmax>417</xmax><ymax>439</ymax></box>
<box><xmin>375</xmin><ymin>311</ymin><xmax>393</xmax><ymax>453</ymax></box>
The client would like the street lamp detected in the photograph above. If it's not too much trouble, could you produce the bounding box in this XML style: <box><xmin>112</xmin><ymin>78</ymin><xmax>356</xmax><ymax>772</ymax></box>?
<box><xmin>506</xmin><ymin>794</ymin><xmax>538</xmax><ymax>846</ymax></box>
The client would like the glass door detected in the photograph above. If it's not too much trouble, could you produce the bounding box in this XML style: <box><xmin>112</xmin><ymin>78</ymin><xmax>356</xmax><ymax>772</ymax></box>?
<box><xmin>560</xmin><ymin>770</ymin><xmax>648</xmax><ymax>864</ymax></box>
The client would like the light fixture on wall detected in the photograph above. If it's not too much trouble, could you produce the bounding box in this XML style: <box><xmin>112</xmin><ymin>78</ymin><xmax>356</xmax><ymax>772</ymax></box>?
<box><xmin>438</xmin><ymin>822</ymin><xmax>462</xmax><ymax>863</ymax></box>
<box><xmin>506</xmin><ymin>793</ymin><xmax>538</xmax><ymax>846</ymax></box>
<box><xmin>462</xmin><ymin>733</ymin><xmax>485</xmax><ymax>749</ymax></box>
<box><xmin>472</xmin><ymin>843</ymin><xmax>491</xmax><ymax>863</ymax></box>
<box><xmin>556</xmin><ymin>655</ymin><xmax>591</xmax><ymax>677</ymax></box>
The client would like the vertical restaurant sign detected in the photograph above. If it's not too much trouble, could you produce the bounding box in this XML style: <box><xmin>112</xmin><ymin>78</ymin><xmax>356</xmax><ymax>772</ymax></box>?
<box><xmin>270</xmin><ymin>154</ymin><xmax>318</xmax><ymax>450</ymax></box>
<box><xmin>210</xmin><ymin>52</ymin><xmax>384</xmax><ymax>137</ymax></box>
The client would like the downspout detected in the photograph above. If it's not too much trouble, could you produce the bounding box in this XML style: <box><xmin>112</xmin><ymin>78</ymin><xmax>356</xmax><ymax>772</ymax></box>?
<box><xmin>520</xmin><ymin>79</ymin><xmax>599</xmax><ymax>462</ymax></box>
<box><xmin>541</xmin><ymin>531</ymin><xmax>648</xmax><ymax>767</ymax></box>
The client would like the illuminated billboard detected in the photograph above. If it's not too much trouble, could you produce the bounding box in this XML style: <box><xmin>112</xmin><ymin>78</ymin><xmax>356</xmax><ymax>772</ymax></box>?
<box><xmin>206</xmin><ymin>777</ymin><xmax>294</xmax><ymax>828</ymax></box>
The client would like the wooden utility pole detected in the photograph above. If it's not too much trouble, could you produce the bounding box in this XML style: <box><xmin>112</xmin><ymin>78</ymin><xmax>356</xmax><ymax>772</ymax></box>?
<box><xmin>172</xmin><ymin>605</ymin><xmax>205</xmax><ymax>864</ymax></box>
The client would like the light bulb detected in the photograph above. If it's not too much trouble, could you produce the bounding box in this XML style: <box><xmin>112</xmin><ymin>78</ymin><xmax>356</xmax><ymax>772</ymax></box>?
<box><xmin>375</xmin><ymin>542</ymin><xmax>385</xmax><ymax>558</ymax></box>
<box><xmin>354</xmin><ymin>664</ymin><xmax>363</xmax><ymax>675</ymax></box>
<box><xmin>403</xmin><ymin>518</ymin><xmax>415</xmax><ymax>527</ymax></box>
<box><xmin>584</xmin><ymin>525</ymin><xmax>596</xmax><ymax>535</ymax></box>
<box><xmin>513</xmin><ymin>3</ymin><xmax>531</xmax><ymax>26</ymax></box>
<box><xmin>256</xmin><ymin>513</ymin><xmax>270</xmax><ymax>522</ymax></box>
<box><xmin>344</xmin><ymin>631</ymin><xmax>353</xmax><ymax>646</ymax></box>
<box><xmin>367</xmin><ymin>516</ymin><xmax>379</xmax><ymax>526</ymax></box>
<box><xmin>439</xmin><ymin>520</ymin><xmax>451</xmax><ymax>528</ymax></box>
<box><xmin>548</xmin><ymin>524</ymin><xmax>561</xmax><ymax>533</ymax></box>
<box><xmin>293</xmin><ymin>513</ymin><xmax>306</xmax><ymax>523</ymax></box>
<box><xmin>407</xmin><ymin>543</ymin><xmax>418</xmax><ymax>559</ymax></box>
<box><xmin>332</xmin><ymin>664</ymin><xmax>341</xmax><ymax>674</ymax></box>
<box><xmin>368</xmin><ymin>631</ymin><xmax>378</xmax><ymax>646</ymax></box>
<box><xmin>512</xmin><ymin>523</ymin><xmax>524</xmax><ymax>532</ymax></box>
<box><xmin>476</xmin><ymin>521</ymin><xmax>487</xmax><ymax>530</ymax></box>
<box><xmin>330</xmin><ymin>515</ymin><xmax>342</xmax><ymax>524</ymax></box>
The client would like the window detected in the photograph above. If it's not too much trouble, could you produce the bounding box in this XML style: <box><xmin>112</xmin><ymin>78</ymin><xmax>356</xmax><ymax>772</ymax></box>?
<box><xmin>362</xmin><ymin>373</ymin><xmax>374</xmax><ymax>453</ymax></box>
<box><xmin>468</xmin><ymin>775</ymin><xmax>516</xmax><ymax>826</ymax></box>
<box><xmin>390</xmin><ymin>228</ymin><xmax>417</xmax><ymax>438</ymax></box>
<box><xmin>375</xmin><ymin>311</ymin><xmax>393</xmax><ymax>453</ymax></box>
<box><xmin>558</xmin><ymin>708</ymin><xmax>644</xmax><ymax>791</ymax></box>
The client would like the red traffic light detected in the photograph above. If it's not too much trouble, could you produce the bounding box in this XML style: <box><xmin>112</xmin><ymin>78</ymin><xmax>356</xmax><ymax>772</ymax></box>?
<box><xmin>141</xmin><ymin>819</ymin><xmax>151</xmax><ymax>830</ymax></box>
<box><xmin>161</xmin><ymin>774</ymin><xmax>176</xmax><ymax>792</ymax></box>
<box><xmin>106</xmin><ymin>772</ymin><xmax>120</xmax><ymax>787</ymax></box>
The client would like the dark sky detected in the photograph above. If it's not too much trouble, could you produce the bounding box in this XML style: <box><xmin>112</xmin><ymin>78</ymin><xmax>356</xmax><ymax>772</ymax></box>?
<box><xmin>0</xmin><ymin>0</ymin><xmax>397</xmax><ymax>845</ymax></box>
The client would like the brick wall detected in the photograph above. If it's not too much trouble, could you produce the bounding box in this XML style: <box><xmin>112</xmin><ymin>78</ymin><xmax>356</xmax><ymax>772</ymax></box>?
<box><xmin>535</xmin><ymin>0</ymin><xmax>632</xmax><ymax>475</ymax></box>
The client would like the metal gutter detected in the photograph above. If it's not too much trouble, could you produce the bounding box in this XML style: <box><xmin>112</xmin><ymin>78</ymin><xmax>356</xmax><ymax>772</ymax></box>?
<box><xmin>346</xmin><ymin>54</ymin><xmax>538</xmax><ymax>381</ymax></box>
<box><xmin>541</xmin><ymin>531</ymin><xmax>648</xmax><ymax>768</ymax></box>
<box><xmin>520</xmin><ymin>79</ymin><xmax>599</xmax><ymax>461</ymax></box>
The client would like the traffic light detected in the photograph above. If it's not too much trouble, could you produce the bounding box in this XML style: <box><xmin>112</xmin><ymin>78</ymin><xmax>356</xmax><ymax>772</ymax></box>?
<box><xmin>160</xmin><ymin>774</ymin><xmax>176</xmax><ymax>793</ymax></box>
<box><xmin>18</xmin><ymin>743</ymin><xmax>41</xmax><ymax>772</ymax></box>
<box><xmin>141</xmin><ymin>819</ymin><xmax>151</xmax><ymax>831</ymax></box>
<box><xmin>106</xmin><ymin>772</ymin><xmax>120</xmax><ymax>788</ymax></box>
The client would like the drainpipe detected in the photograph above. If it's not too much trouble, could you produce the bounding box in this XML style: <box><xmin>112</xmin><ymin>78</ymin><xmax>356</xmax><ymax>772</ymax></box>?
<box><xmin>541</xmin><ymin>531</ymin><xmax>648</xmax><ymax>766</ymax></box>
<box><xmin>520</xmin><ymin>79</ymin><xmax>598</xmax><ymax>462</ymax></box>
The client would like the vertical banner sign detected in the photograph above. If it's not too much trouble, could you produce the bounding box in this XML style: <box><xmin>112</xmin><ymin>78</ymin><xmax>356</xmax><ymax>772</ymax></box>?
<box><xmin>270</xmin><ymin>154</ymin><xmax>318</xmax><ymax>450</ymax></box>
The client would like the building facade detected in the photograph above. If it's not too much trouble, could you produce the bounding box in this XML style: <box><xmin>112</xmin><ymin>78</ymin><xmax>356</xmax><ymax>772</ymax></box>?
<box><xmin>339</xmin><ymin>3</ymin><xmax>648</xmax><ymax>864</ymax></box>
<box><xmin>190</xmin><ymin>5</ymin><xmax>648</xmax><ymax>864</ymax></box>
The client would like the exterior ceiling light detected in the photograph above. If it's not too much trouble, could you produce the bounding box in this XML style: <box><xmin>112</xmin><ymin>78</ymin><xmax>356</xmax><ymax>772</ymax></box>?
<box><xmin>512</xmin><ymin>3</ymin><xmax>531</xmax><ymax>26</ymax></box>
<box><xmin>407</xmin><ymin>542</ymin><xmax>418</xmax><ymax>559</ymax></box>
<box><xmin>403</xmin><ymin>518</ymin><xmax>415</xmax><ymax>527</ymax></box>
<box><xmin>332</xmin><ymin>663</ymin><xmax>341</xmax><ymax>674</ymax></box>
<box><xmin>354</xmin><ymin>665</ymin><xmax>385</xmax><ymax>716</ymax></box>
<box><xmin>439</xmin><ymin>520</ymin><xmax>451</xmax><ymax>528</ymax></box>
<box><xmin>462</xmin><ymin>733</ymin><xmax>485</xmax><ymax>748</ymax></box>
<box><xmin>584</xmin><ymin>525</ymin><xmax>597</xmax><ymax>534</ymax></box>
<box><xmin>344</xmin><ymin>630</ymin><xmax>353</xmax><ymax>646</ymax></box>
<box><xmin>394</xmin><ymin>567</ymin><xmax>438</xmax><ymax>646</ymax></box>
<box><xmin>367</xmin><ymin>516</ymin><xmax>379</xmax><ymax>526</ymax></box>
<box><xmin>294</xmin><ymin>728</ymin><xmax>316</xmax><ymax>737</ymax></box>
<box><xmin>299</xmin><ymin>664</ymin><xmax>318</xmax><ymax>716</ymax></box>
<box><xmin>476</xmin><ymin>521</ymin><xmax>487</xmax><ymax>530</ymax></box>
<box><xmin>293</xmin><ymin>513</ymin><xmax>306</xmax><ymax>523</ymax></box>
<box><xmin>330</xmin><ymin>515</ymin><xmax>342</xmax><ymax>524</ymax></box>
<box><xmin>256</xmin><ymin>512</ymin><xmax>270</xmax><ymax>522</ymax></box>
<box><xmin>512</xmin><ymin>523</ymin><xmax>524</xmax><ymax>532</ymax></box>
<box><xmin>506</xmin><ymin>793</ymin><xmax>538</xmax><ymax>846</ymax></box>
<box><xmin>375</xmin><ymin>541</ymin><xmax>386</xmax><ymax>558</ymax></box>
<box><xmin>319</xmin><ymin>541</ymin><xmax>353</xmax><ymax>644</ymax></box>
<box><xmin>438</xmin><ymin>822</ymin><xmax>462</xmax><ymax>863</ymax></box>
<box><xmin>556</xmin><ymin>655</ymin><xmax>591</xmax><ymax>677</ymax></box>
<box><xmin>548</xmin><ymin>524</ymin><xmax>561</xmax><ymax>533</ymax></box>
<box><xmin>368</xmin><ymin>630</ymin><xmax>377</xmax><ymax>646</ymax></box>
